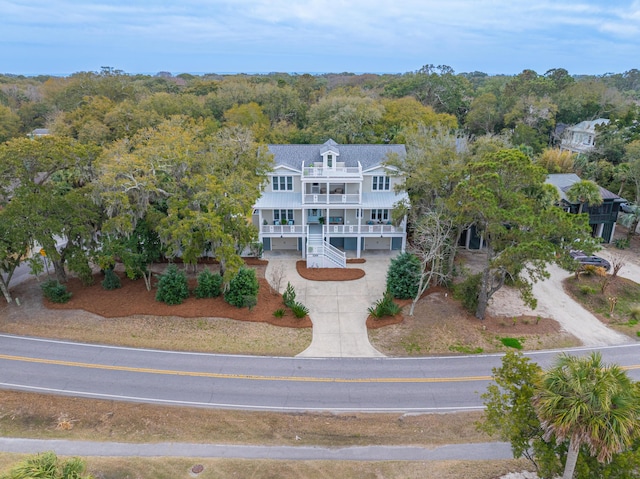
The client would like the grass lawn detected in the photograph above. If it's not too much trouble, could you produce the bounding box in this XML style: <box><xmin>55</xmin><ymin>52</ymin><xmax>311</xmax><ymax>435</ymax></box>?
<box><xmin>0</xmin><ymin>453</ymin><xmax>531</xmax><ymax>479</ymax></box>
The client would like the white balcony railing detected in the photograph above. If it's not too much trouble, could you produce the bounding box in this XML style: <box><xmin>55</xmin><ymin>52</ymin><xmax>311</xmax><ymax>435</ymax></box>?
<box><xmin>324</xmin><ymin>224</ymin><xmax>404</xmax><ymax>235</ymax></box>
<box><xmin>261</xmin><ymin>224</ymin><xmax>305</xmax><ymax>235</ymax></box>
<box><xmin>302</xmin><ymin>166</ymin><xmax>362</xmax><ymax>177</ymax></box>
<box><xmin>303</xmin><ymin>193</ymin><xmax>360</xmax><ymax>204</ymax></box>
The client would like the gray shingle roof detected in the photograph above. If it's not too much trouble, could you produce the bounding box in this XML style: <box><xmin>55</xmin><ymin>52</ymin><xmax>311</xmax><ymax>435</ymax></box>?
<box><xmin>267</xmin><ymin>139</ymin><xmax>406</xmax><ymax>171</ymax></box>
<box><xmin>546</xmin><ymin>173</ymin><xmax>623</xmax><ymax>203</ymax></box>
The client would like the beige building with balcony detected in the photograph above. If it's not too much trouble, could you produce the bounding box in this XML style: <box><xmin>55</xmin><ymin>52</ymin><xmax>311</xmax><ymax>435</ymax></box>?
<box><xmin>252</xmin><ymin>139</ymin><xmax>408</xmax><ymax>267</ymax></box>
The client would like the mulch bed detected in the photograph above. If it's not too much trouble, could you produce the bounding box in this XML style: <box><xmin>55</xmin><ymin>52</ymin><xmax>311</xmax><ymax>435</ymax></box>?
<box><xmin>45</xmin><ymin>271</ymin><xmax>312</xmax><ymax>328</ymax></box>
<box><xmin>295</xmin><ymin>261</ymin><xmax>365</xmax><ymax>281</ymax></box>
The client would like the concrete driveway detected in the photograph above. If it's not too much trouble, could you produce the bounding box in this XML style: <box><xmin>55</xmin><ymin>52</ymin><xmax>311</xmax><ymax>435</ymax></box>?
<box><xmin>265</xmin><ymin>253</ymin><xmax>394</xmax><ymax>357</ymax></box>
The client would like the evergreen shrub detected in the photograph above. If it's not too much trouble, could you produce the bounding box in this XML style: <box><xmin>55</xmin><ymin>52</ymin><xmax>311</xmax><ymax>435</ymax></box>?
<box><xmin>101</xmin><ymin>269</ymin><xmax>121</xmax><ymax>290</ymax></box>
<box><xmin>453</xmin><ymin>273</ymin><xmax>482</xmax><ymax>314</ymax></box>
<box><xmin>41</xmin><ymin>280</ymin><xmax>72</xmax><ymax>303</ymax></box>
<box><xmin>194</xmin><ymin>269</ymin><xmax>223</xmax><ymax>298</ymax></box>
<box><xmin>155</xmin><ymin>264</ymin><xmax>189</xmax><ymax>305</ymax></box>
<box><xmin>224</xmin><ymin>267</ymin><xmax>259</xmax><ymax>308</ymax></box>
<box><xmin>386</xmin><ymin>252</ymin><xmax>421</xmax><ymax>299</ymax></box>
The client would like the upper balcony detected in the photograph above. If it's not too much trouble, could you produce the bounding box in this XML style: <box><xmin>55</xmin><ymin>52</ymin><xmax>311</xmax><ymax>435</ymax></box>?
<box><xmin>301</xmin><ymin>161</ymin><xmax>362</xmax><ymax>180</ymax></box>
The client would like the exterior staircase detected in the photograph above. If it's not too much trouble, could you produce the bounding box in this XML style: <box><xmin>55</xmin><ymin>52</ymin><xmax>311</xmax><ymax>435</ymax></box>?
<box><xmin>306</xmin><ymin>226</ymin><xmax>346</xmax><ymax>268</ymax></box>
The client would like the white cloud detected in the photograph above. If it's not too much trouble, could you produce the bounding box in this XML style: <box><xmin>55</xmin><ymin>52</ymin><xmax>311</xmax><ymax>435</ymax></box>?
<box><xmin>1</xmin><ymin>0</ymin><xmax>640</xmax><ymax>74</ymax></box>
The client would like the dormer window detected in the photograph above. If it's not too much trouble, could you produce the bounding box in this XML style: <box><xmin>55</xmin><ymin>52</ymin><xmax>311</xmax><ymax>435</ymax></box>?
<box><xmin>327</xmin><ymin>154</ymin><xmax>333</xmax><ymax>168</ymax></box>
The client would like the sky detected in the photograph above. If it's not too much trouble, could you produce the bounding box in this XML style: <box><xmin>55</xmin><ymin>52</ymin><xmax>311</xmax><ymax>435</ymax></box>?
<box><xmin>2</xmin><ymin>0</ymin><xmax>640</xmax><ymax>77</ymax></box>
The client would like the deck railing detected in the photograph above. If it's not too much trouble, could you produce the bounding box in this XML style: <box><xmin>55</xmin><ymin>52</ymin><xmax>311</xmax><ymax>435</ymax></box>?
<box><xmin>303</xmin><ymin>193</ymin><xmax>360</xmax><ymax>204</ymax></box>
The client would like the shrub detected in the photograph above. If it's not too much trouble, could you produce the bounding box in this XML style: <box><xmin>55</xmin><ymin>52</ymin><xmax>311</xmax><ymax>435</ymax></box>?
<box><xmin>101</xmin><ymin>269</ymin><xmax>122</xmax><ymax>290</ymax></box>
<box><xmin>386</xmin><ymin>252</ymin><xmax>421</xmax><ymax>299</ymax></box>
<box><xmin>155</xmin><ymin>264</ymin><xmax>189</xmax><ymax>305</ymax></box>
<box><xmin>615</xmin><ymin>237</ymin><xmax>630</xmax><ymax>249</ymax></box>
<box><xmin>290</xmin><ymin>301</ymin><xmax>309</xmax><ymax>318</ymax></box>
<box><xmin>194</xmin><ymin>269</ymin><xmax>223</xmax><ymax>298</ymax></box>
<box><xmin>224</xmin><ymin>267</ymin><xmax>259</xmax><ymax>308</ymax></box>
<box><xmin>243</xmin><ymin>295</ymin><xmax>258</xmax><ymax>310</ymax></box>
<box><xmin>41</xmin><ymin>280</ymin><xmax>72</xmax><ymax>303</ymax></box>
<box><xmin>579</xmin><ymin>284</ymin><xmax>597</xmax><ymax>295</ymax></box>
<box><xmin>581</xmin><ymin>264</ymin><xmax>606</xmax><ymax>277</ymax></box>
<box><xmin>368</xmin><ymin>290</ymin><xmax>402</xmax><ymax>318</ymax></box>
<box><xmin>273</xmin><ymin>308</ymin><xmax>286</xmax><ymax>318</ymax></box>
<box><xmin>249</xmin><ymin>241</ymin><xmax>263</xmax><ymax>258</ymax></box>
<box><xmin>453</xmin><ymin>273</ymin><xmax>482</xmax><ymax>314</ymax></box>
<box><xmin>282</xmin><ymin>281</ymin><xmax>296</xmax><ymax>307</ymax></box>
<box><xmin>629</xmin><ymin>306</ymin><xmax>640</xmax><ymax>321</ymax></box>
<box><xmin>500</xmin><ymin>337</ymin><xmax>523</xmax><ymax>349</ymax></box>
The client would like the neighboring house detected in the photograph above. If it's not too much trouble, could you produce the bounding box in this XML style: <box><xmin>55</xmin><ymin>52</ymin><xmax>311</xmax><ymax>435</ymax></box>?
<box><xmin>27</xmin><ymin>128</ymin><xmax>50</xmax><ymax>138</ymax></box>
<box><xmin>252</xmin><ymin>139</ymin><xmax>408</xmax><ymax>267</ymax></box>
<box><xmin>546</xmin><ymin>173</ymin><xmax>625</xmax><ymax>243</ymax></box>
<box><xmin>559</xmin><ymin>118</ymin><xmax>609</xmax><ymax>154</ymax></box>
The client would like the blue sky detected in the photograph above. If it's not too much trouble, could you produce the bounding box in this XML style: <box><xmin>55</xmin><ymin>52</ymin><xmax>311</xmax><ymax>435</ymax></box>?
<box><xmin>2</xmin><ymin>0</ymin><xmax>640</xmax><ymax>76</ymax></box>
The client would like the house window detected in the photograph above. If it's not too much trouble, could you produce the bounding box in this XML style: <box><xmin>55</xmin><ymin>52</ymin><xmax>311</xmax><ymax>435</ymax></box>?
<box><xmin>327</xmin><ymin>154</ymin><xmax>333</xmax><ymax>168</ymax></box>
<box><xmin>274</xmin><ymin>209</ymin><xmax>294</xmax><ymax>221</ymax></box>
<box><xmin>356</xmin><ymin>208</ymin><xmax>363</xmax><ymax>218</ymax></box>
<box><xmin>273</xmin><ymin>176</ymin><xmax>293</xmax><ymax>191</ymax></box>
<box><xmin>372</xmin><ymin>176</ymin><xmax>390</xmax><ymax>191</ymax></box>
<box><xmin>371</xmin><ymin>209</ymin><xmax>389</xmax><ymax>221</ymax></box>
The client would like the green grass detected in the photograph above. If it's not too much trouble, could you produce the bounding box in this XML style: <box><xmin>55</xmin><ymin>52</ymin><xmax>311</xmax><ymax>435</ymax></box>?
<box><xmin>499</xmin><ymin>337</ymin><xmax>523</xmax><ymax>349</ymax></box>
<box><xmin>564</xmin><ymin>275</ymin><xmax>640</xmax><ymax>339</ymax></box>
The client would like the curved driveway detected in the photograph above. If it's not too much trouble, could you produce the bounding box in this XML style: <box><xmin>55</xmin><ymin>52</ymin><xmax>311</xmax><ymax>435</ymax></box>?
<box><xmin>1</xmin><ymin>335</ymin><xmax>638</xmax><ymax>413</ymax></box>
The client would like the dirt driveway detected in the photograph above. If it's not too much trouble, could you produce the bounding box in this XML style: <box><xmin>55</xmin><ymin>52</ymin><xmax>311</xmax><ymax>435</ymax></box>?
<box><xmin>455</xmin><ymin>248</ymin><xmax>633</xmax><ymax>347</ymax></box>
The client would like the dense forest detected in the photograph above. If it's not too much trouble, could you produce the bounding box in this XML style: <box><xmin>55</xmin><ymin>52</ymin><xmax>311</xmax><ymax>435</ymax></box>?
<box><xmin>1</xmin><ymin>65</ymin><xmax>640</xmax><ymax>307</ymax></box>
<box><xmin>2</xmin><ymin>65</ymin><xmax>640</xmax><ymax>196</ymax></box>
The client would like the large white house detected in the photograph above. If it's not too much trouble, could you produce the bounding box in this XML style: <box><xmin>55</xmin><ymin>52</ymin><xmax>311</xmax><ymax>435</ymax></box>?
<box><xmin>560</xmin><ymin>118</ymin><xmax>610</xmax><ymax>154</ymax></box>
<box><xmin>252</xmin><ymin>139</ymin><xmax>408</xmax><ymax>267</ymax></box>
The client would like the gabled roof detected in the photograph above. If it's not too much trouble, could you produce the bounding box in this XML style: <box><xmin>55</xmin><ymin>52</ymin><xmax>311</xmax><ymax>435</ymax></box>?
<box><xmin>546</xmin><ymin>173</ymin><xmax>624</xmax><ymax>203</ymax></box>
<box><xmin>267</xmin><ymin>139</ymin><xmax>406</xmax><ymax>171</ymax></box>
<box><xmin>565</xmin><ymin>118</ymin><xmax>609</xmax><ymax>133</ymax></box>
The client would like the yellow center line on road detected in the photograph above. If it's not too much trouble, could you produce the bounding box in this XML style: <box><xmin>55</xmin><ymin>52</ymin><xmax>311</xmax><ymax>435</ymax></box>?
<box><xmin>0</xmin><ymin>354</ymin><xmax>491</xmax><ymax>383</ymax></box>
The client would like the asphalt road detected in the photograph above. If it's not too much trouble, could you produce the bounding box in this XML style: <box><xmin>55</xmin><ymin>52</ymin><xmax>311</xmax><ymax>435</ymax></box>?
<box><xmin>1</xmin><ymin>334</ymin><xmax>638</xmax><ymax>413</ymax></box>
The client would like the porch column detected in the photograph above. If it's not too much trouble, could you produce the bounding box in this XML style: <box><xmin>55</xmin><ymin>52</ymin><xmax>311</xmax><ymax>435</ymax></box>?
<box><xmin>401</xmin><ymin>214</ymin><xmax>407</xmax><ymax>252</ymax></box>
<box><xmin>258</xmin><ymin>210</ymin><xmax>263</xmax><ymax>243</ymax></box>
<box><xmin>324</xmin><ymin>207</ymin><xmax>329</xmax><ymax>244</ymax></box>
<box><xmin>356</xmin><ymin>212</ymin><xmax>362</xmax><ymax>258</ymax></box>
<box><xmin>610</xmin><ymin>223</ymin><xmax>617</xmax><ymax>243</ymax></box>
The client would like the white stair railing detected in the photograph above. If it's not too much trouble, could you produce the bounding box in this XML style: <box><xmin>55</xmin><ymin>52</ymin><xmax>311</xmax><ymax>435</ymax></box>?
<box><xmin>306</xmin><ymin>226</ymin><xmax>346</xmax><ymax>268</ymax></box>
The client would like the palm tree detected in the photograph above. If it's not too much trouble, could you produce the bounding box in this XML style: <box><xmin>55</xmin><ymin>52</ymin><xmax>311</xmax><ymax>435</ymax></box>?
<box><xmin>618</xmin><ymin>203</ymin><xmax>640</xmax><ymax>239</ymax></box>
<box><xmin>566</xmin><ymin>179</ymin><xmax>603</xmax><ymax>214</ymax></box>
<box><xmin>533</xmin><ymin>352</ymin><xmax>640</xmax><ymax>479</ymax></box>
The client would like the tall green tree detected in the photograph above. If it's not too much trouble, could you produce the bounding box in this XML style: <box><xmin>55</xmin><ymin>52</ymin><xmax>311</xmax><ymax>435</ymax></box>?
<box><xmin>534</xmin><ymin>352</ymin><xmax>640</xmax><ymax>479</ymax></box>
<box><xmin>98</xmin><ymin>118</ymin><xmax>272</xmax><ymax>281</ymax></box>
<box><xmin>0</xmin><ymin>136</ymin><xmax>101</xmax><ymax>283</ymax></box>
<box><xmin>449</xmin><ymin>149</ymin><xmax>594</xmax><ymax>319</ymax></box>
<box><xmin>0</xmin><ymin>209</ymin><xmax>32</xmax><ymax>302</ymax></box>
<box><xmin>306</xmin><ymin>94</ymin><xmax>384</xmax><ymax>143</ymax></box>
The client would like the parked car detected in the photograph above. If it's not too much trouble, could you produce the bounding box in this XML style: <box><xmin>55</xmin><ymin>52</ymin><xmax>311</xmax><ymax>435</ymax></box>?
<box><xmin>569</xmin><ymin>250</ymin><xmax>611</xmax><ymax>271</ymax></box>
<box><xmin>620</xmin><ymin>203</ymin><xmax>635</xmax><ymax>213</ymax></box>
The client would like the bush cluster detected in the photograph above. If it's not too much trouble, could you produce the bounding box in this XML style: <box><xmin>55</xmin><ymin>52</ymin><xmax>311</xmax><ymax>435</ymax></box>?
<box><xmin>386</xmin><ymin>252</ymin><xmax>421</xmax><ymax>299</ymax></box>
<box><xmin>194</xmin><ymin>269</ymin><xmax>223</xmax><ymax>298</ymax></box>
<box><xmin>224</xmin><ymin>267</ymin><xmax>259</xmax><ymax>308</ymax></box>
<box><xmin>41</xmin><ymin>279</ymin><xmax>72</xmax><ymax>303</ymax></box>
<box><xmin>278</xmin><ymin>282</ymin><xmax>309</xmax><ymax>319</ymax></box>
<box><xmin>155</xmin><ymin>264</ymin><xmax>189</xmax><ymax>305</ymax></box>
<box><xmin>368</xmin><ymin>290</ymin><xmax>402</xmax><ymax>318</ymax></box>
